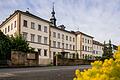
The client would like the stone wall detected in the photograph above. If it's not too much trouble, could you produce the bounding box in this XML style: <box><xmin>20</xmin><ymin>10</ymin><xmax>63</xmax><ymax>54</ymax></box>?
<box><xmin>56</xmin><ymin>56</ymin><xmax>95</xmax><ymax>66</ymax></box>
<box><xmin>11</xmin><ymin>51</ymin><xmax>39</xmax><ymax>66</ymax></box>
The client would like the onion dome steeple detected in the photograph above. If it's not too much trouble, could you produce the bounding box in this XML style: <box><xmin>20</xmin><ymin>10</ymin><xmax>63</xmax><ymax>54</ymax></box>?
<box><xmin>50</xmin><ymin>2</ymin><xmax>56</xmax><ymax>26</ymax></box>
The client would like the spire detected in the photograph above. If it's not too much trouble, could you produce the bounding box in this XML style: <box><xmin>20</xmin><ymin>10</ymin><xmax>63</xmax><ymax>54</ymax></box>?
<box><xmin>50</xmin><ymin>2</ymin><xmax>56</xmax><ymax>26</ymax></box>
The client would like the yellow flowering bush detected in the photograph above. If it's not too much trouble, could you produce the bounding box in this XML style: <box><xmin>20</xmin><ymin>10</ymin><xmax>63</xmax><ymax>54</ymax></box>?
<box><xmin>74</xmin><ymin>46</ymin><xmax>120</xmax><ymax>80</ymax></box>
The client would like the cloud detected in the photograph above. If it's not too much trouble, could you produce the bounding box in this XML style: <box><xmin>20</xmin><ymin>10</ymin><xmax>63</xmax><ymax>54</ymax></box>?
<box><xmin>0</xmin><ymin>0</ymin><xmax>120</xmax><ymax>45</ymax></box>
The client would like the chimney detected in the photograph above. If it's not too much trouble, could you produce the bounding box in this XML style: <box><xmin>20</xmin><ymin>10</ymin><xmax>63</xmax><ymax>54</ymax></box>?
<box><xmin>58</xmin><ymin>25</ymin><xmax>66</xmax><ymax>30</ymax></box>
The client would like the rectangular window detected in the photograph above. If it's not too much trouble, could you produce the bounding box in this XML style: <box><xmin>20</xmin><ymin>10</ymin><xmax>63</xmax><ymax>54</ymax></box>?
<box><xmin>57</xmin><ymin>42</ymin><xmax>60</xmax><ymax>48</ymax></box>
<box><xmin>62</xmin><ymin>34</ymin><xmax>64</xmax><ymax>40</ymax></box>
<box><xmin>62</xmin><ymin>43</ymin><xmax>64</xmax><ymax>48</ymax></box>
<box><xmin>44</xmin><ymin>26</ymin><xmax>47</xmax><ymax>33</ymax></box>
<box><xmin>66</xmin><ymin>44</ymin><xmax>68</xmax><ymax>49</ymax></box>
<box><xmin>70</xmin><ymin>44</ymin><xmax>72</xmax><ymax>50</ymax></box>
<box><xmin>31</xmin><ymin>34</ymin><xmax>35</xmax><ymax>42</ymax></box>
<box><xmin>38</xmin><ymin>49</ymin><xmax>41</xmax><ymax>56</ymax></box>
<box><xmin>85</xmin><ymin>46</ymin><xmax>87</xmax><ymax>51</ymax></box>
<box><xmin>23</xmin><ymin>20</ymin><xmax>27</xmax><ymax>27</ymax></box>
<box><xmin>85</xmin><ymin>39</ymin><xmax>87</xmax><ymax>43</ymax></box>
<box><xmin>23</xmin><ymin>32</ymin><xmax>28</xmax><ymax>40</ymax></box>
<box><xmin>38</xmin><ymin>35</ymin><xmax>41</xmax><ymax>43</ymax></box>
<box><xmin>58</xmin><ymin>33</ymin><xmax>60</xmax><ymax>39</ymax></box>
<box><xmin>82</xmin><ymin>45</ymin><xmax>84</xmax><ymax>51</ymax></box>
<box><xmin>44</xmin><ymin>37</ymin><xmax>48</xmax><ymax>44</ymax></box>
<box><xmin>44</xmin><ymin>49</ymin><xmax>47</xmax><ymax>56</ymax></box>
<box><xmin>5</xmin><ymin>28</ymin><xmax>7</xmax><ymax>33</ymax></box>
<box><xmin>88</xmin><ymin>46</ymin><xmax>89</xmax><ymax>51</ymax></box>
<box><xmin>66</xmin><ymin>36</ymin><xmax>68</xmax><ymax>40</ymax></box>
<box><xmin>8</xmin><ymin>26</ymin><xmax>10</xmax><ymax>32</ymax></box>
<box><xmin>38</xmin><ymin>25</ymin><xmax>41</xmax><ymax>31</ymax></box>
<box><xmin>82</xmin><ymin>38</ymin><xmax>84</xmax><ymax>43</ymax></box>
<box><xmin>73</xmin><ymin>45</ymin><xmax>75</xmax><ymax>50</ymax></box>
<box><xmin>70</xmin><ymin>37</ymin><xmax>72</xmax><ymax>41</ymax></box>
<box><xmin>89</xmin><ymin>40</ymin><xmax>91</xmax><ymax>44</ymax></box>
<box><xmin>14</xmin><ymin>21</ymin><xmax>16</xmax><ymax>28</ymax></box>
<box><xmin>53</xmin><ymin>41</ymin><xmax>56</xmax><ymax>47</ymax></box>
<box><xmin>88</xmin><ymin>40</ymin><xmax>89</xmax><ymax>44</ymax></box>
<box><xmin>31</xmin><ymin>22</ymin><xmax>35</xmax><ymax>29</ymax></box>
<box><xmin>73</xmin><ymin>38</ymin><xmax>75</xmax><ymax>42</ymax></box>
<box><xmin>53</xmin><ymin>32</ymin><xmax>56</xmax><ymax>38</ymax></box>
<box><xmin>11</xmin><ymin>23</ymin><xmax>13</xmax><ymax>30</ymax></box>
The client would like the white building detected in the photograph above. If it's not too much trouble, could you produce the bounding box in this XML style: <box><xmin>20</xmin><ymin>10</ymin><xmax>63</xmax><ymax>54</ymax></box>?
<box><xmin>0</xmin><ymin>9</ymin><xmax>104</xmax><ymax>65</ymax></box>
<box><xmin>50</xmin><ymin>25</ymin><xmax>76</xmax><ymax>60</ymax></box>
<box><xmin>76</xmin><ymin>31</ymin><xmax>94</xmax><ymax>59</ymax></box>
<box><xmin>93</xmin><ymin>40</ymin><xmax>104</xmax><ymax>57</ymax></box>
<box><xmin>0</xmin><ymin>10</ymin><xmax>51</xmax><ymax>65</ymax></box>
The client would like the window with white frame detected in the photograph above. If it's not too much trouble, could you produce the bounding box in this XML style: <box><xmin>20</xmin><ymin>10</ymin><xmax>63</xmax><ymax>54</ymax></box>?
<box><xmin>31</xmin><ymin>34</ymin><xmax>35</xmax><ymax>42</ymax></box>
<box><xmin>73</xmin><ymin>38</ymin><xmax>75</xmax><ymax>42</ymax></box>
<box><xmin>44</xmin><ymin>26</ymin><xmax>47</xmax><ymax>33</ymax></box>
<box><xmin>70</xmin><ymin>44</ymin><xmax>72</xmax><ymax>50</ymax></box>
<box><xmin>73</xmin><ymin>45</ymin><xmax>75</xmax><ymax>50</ymax></box>
<box><xmin>8</xmin><ymin>26</ymin><xmax>10</xmax><ymax>32</ymax></box>
<box><xmin>66</xmin><ymin>44</ymin><xmax>68</xmax><ymax>49</ymax></box>
<box><xmin>38</xmin><ymin>35</ymin><xmax>42</xmax><ymax>43</ymax></box>
<box><xmin>53</xmin><ymin>32</ymin><xmax>56</xmax><ymax>38</ymax></box>
<box><xmin>31</xmin><ymin>22</ymin><xmax>35</xmax><ymax>29</ymax></box>
<box><xmin>58</xmin><ymin>33</ymin><xmax>60</xmax><ymax>39</ymax></box>
<box><xmin>70</xmin><ymin>37</ymin><xmax>72</xmax><ymax>41</ymax></box>
<box><xmin>62</xmin><ymin>43</ymin><xmax>64</xmax><ymax>48</ymax></box>
<box><xmin>53</xmin><ymin>41</ymin><xmax>56</xmax><ymax>47</ymax></box>
<box><xmin>66</xmin><ymin>36</ymin><xmax>68</xmax><ymax>40</ymax></box>
<box><xmin>14</xmin><ymin>21</ymin><xmax>16</xmax><ymax>28</ymax></box>
<box><xmin>23</xmin><ymin>20</ymin><xmax>27</xmax><ymax>27</ymax></box>
<box><xmin>23</xmin><ymin>32</ymin><xmax>28</xmax><ymax>40</ymax></box>
<box><xmin>62</xmin><ymin>34</ymin><xmax>64</xmax><ymax>40</ymax></box>
<box><xmin>11</xmin><ymin>23</ymin><xmax>13</xmax><ymax>30</ymax></box>
<box><xmin>38</xmin><ymin>49</ymin><xmax>41</xmax><ymax>56</ymax></box>
<box><xmin>38</xmin><ymin>24</ymin><xmax>41</xmax><ymax>31</ymax></box>
<box><xmin>57</xmin><ymin>42</ymin><xmax>60</xmax><ymax>48</ymax></box>
<box><xmin>44</xmin><ymin>49</ymin><xmax>47</xmax><ymax>56</ymax></box>
<box><xmin>44</xmin><ymin>37</ymin><xmax>48</xmax><ymax>44</ymax></box>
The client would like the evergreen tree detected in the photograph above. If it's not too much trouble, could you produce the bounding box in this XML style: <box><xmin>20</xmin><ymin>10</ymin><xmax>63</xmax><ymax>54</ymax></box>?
<box><xmin>102</xmin><ymin>40</ymin><xmax>113</xmax><ymax>60</ymax></box>
<box><xmin>0</xmin><ymin>30</ymin><xmax>11</xmax><ymax>60</ymax></box>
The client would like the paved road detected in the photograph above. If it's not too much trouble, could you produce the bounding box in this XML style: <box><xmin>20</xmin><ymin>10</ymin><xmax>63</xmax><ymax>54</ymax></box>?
<box><xmin>0</xmin><ymin>65</ymin><xmax>91</xmax><ymax>80</ymax></box>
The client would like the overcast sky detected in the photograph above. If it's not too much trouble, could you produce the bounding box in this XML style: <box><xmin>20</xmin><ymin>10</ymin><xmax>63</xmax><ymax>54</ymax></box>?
<box><xmin>0</xmin><ymin>0</ymin><xmax>120</xmax><ymax>45</ymax></box>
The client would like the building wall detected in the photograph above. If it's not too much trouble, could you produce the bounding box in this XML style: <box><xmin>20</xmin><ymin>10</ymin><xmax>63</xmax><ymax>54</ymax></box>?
<box><xmin>50</xmin><ymin>27</ymin><xmax>76</xmax><ymax>60</ymax></box>
<box><xmin>0</xmin><ymin>14</ymin><xmax>18</xmax><ymax>36</ymax></box>
<box><xmin>0</xmin><ymin>10</ymin><xmax>106</xmax><ymax>65</ymax></box>
<box><xmin>76</xmin><ymin>34</ymin><xmax>81</xmax><ymax>58</ymax></box>
<box><xmin>93</xmin><ymin>44</ymin><xmax>103</xmax><ymax>57</ymax></box>
<box><xmin>77</xmin><ymin>34</ymin><xmax>93</xmax><ymax>59</ymax></box>
<box><xmin>20</xmin><ymin>14</ymin><xmax>50</xmax><ymax>64</ymax></box>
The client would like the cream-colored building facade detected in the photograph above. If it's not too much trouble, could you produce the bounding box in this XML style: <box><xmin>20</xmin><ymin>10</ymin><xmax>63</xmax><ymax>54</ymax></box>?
<box><xmin>50</xmin><ymin>25</ymin><xmax>76</xmax><ymax>61</ymax></box>
<box><xmin>0</xmin><ymin>10</ymin><xmax>104</xmax><ymax>65</ymax></box>
<box><xmin>0</xmin><ymin>10</ymin><xmax>51</xmax><ymax>65</ymax></box>
<box><xmin>76</xmin><ymin>31</ymin><xmax>94</xmax><ymax>59</ymax></box>
<box><xmin>93</xmin><ymin>40</ymin><xmax>104</xmax><ymax>57</ymax></box>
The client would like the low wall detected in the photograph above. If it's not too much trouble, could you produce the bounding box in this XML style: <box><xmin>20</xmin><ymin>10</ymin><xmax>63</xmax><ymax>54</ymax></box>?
<box><xmin>11</xmin><ymin>51</ymin><xmax>39</xmax><ymax>66</ymax></box>
<box><xmin>57</xmin><ymin>57</ymin><xmax>95</xmax><ymax>66</ymax></box>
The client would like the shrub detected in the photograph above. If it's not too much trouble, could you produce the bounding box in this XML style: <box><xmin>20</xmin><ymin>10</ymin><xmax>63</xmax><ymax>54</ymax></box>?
<box><xmin>74</xmin><ymin>46</ymin><xmax>120</xmax><ymax>80</ymax></box>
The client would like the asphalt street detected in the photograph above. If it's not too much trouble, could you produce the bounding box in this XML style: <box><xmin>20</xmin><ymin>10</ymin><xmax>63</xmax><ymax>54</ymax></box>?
<box><xmin>0</xmin><ymin>65</ymin><xmax>91</xmax><ymax>80</ymax></box>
